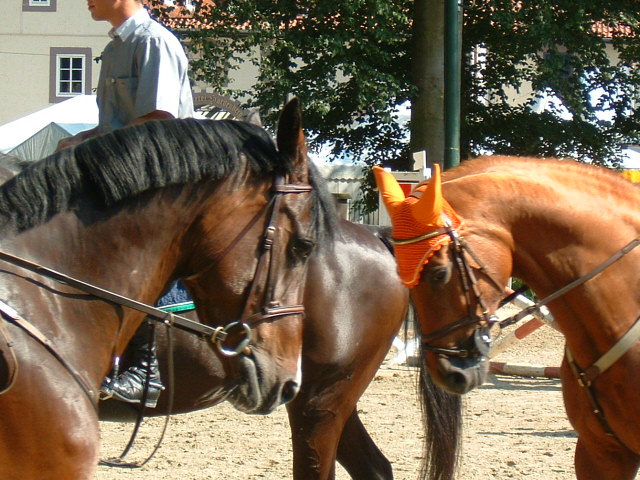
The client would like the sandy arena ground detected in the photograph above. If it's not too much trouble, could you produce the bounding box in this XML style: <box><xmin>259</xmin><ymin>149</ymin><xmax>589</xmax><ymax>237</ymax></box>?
<box><xmin>93</xmin><ymin>305</ymin><xmax>618</xmax><ymax>480</ymax></box>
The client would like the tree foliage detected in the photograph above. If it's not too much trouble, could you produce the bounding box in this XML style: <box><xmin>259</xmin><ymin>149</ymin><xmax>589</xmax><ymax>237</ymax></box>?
<box><xmin>153</xmin><ymin>0</ymin><xmax>640</xmax><ymax>206</ymax></box>
<box><xmin>462</xmin><ymin>1</ymin><xmax>640</xmax><ymax>167</ymax></box>
<box><xmin>152</xmin><ymin>0</ymin><xmax>414</xmax><ymax>169</ymax></box>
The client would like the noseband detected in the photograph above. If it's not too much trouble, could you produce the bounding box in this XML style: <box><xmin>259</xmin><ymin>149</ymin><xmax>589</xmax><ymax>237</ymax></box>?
<box><xmin>395</xmin><ymin>218</ymin><xmax>503</xmax><ymax>359</ymax></box>
<box><xmin>416</xmin><ymin>222</ymin><xmax>503</xmax><ymax>358</ymax></box>
<box><xmin>185</xmin><ymin>174</ymin><xmax>314</xmax><ymax>356</ymax></box>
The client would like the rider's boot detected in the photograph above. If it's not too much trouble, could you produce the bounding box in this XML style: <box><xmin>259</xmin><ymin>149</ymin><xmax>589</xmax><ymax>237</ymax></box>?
<box><xmin>103</xmin><ymin>321</ymin><xmax>164</xmax><ymax>408</ymax></box>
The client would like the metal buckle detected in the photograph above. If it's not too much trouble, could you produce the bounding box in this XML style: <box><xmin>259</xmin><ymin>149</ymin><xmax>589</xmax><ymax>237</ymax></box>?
<box><xmin>215</xmin><ymin>322</ymin><xmax>252</xmax><ymax>357</ymax></box>
<box><xmin>473</xmin><ymin>315</ymin><xmax>500</xmax><ymax>356</ymax></box>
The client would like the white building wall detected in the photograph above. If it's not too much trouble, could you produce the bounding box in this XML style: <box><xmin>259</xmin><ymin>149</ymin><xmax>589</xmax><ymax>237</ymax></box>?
<box><xmin>0</xmin><ymin>2</ymin><xmax>106</xmax><ymax>125</ymax></box>
<box><xmin>0</xmin><ymin>2</ymin><xmax>259</xmax><ymax>126</ymax></box>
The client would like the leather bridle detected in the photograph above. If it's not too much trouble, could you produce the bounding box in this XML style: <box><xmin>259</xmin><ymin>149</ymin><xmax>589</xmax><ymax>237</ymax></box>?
<box><xmin>183</xmin><ymin>174</ymin><xmax>314</xmax><ymax>356</ymax></box>
<box><xmin>0</xmin><ymin>173</ymin><xmax>314</xmax><ymax>403</ymax></box>
<box><xmin>407</xmin><ymin>218</ymin><xmax>503</xmax><ymax>359</ymax></box>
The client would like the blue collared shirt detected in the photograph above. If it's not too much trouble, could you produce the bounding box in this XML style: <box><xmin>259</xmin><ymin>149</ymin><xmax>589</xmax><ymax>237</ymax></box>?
<box><xmin>96</xmin><ymin>8</ymin><xmax>194</xmax><ymax>133</ymax></box>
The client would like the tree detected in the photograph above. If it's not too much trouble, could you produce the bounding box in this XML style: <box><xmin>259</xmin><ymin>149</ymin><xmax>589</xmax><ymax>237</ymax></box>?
<box><xmin>153</xmin><ymin>0</ymin><xmax>640</xmax><ymax>208</ymax></box>
<box><xmin>411</xmin><ymin>0</ymin><xmax>446</xmax><ymax>169</ymax></box>
<box><xmin>156</xmin><ymin>1</ymin><xmax>414</xmax><ymax>164</ymax></box>
<box><xmin>462</xmin><ymin>1</ymin><xmax>640</xmax><ymax>167</ymax></box>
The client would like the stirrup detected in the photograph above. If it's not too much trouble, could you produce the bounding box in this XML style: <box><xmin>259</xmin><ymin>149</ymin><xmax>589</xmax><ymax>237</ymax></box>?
<box><xmin>110</xmin><ymin>384</ymin><xmax>163</xmax><ymax>408</ymax></box>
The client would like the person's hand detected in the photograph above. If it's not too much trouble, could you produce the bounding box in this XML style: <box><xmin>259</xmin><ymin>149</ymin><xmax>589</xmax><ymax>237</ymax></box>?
<box><xmin>55</xmin><ymin>135</ymin><xmax>83</xmax><ymax>152</ymax></box>
<box><xmin>55</xmin><ymin>127</ymin><xmax>98</xmax><ymax>152</ymax></box>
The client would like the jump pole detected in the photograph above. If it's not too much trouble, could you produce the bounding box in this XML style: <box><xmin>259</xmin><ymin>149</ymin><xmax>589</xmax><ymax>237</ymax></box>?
<box><xmin>489</xmin><ymin>288</ymin><xmax>557</xmax><ymax>358</ymax></box>
<box><xmin>489</xmin><ymin>361</ymin><xmax>561</xmax><ymax>379</ymax></box>
<box><xmin>488</xmin><ymin>317</ymin><xmax>545</xmax><ymax>358</ymax></box>
<box><xmin>488</xmin><ymin>288</ymin><xmax>561</xmax><ymax>379</ymax></box>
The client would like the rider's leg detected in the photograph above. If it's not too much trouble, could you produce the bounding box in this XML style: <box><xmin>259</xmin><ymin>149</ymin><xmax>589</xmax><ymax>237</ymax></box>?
<box><xmin>101</xmin><ymin>280</ymin><xmax>191</xmax><ymax>407</ymax></box>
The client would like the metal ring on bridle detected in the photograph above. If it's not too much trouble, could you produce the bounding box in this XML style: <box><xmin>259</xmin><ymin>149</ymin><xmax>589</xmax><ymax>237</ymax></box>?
<box><xmin>215</xmin><ymin>322</ymin><xmax>253</xmax><ymax>356</ymax></box>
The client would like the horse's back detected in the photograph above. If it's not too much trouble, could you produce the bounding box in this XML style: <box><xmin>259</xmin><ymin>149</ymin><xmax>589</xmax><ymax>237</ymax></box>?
<box><xmin>302</xmin><ymin>218</ymin><xmax>407</xmax><ymax>365</ymax></box>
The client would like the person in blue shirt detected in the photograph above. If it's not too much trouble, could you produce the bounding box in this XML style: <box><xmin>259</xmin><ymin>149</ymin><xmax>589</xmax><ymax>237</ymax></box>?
<box><xmin>58</xmin><ymin>0</ymin><xmax>194</xmax><ymax>149</ymax></box>
<box><xmin>58</xmin><ymin>0</ymin><xmax>194</xmax><ymax>408</ymax></box>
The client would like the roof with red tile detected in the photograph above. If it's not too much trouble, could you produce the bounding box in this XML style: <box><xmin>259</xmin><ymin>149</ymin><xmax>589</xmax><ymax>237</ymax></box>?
<box><xmin>592</xmin><ymin>21</ymin><xmax>635</xmax><ymax>38</ymax></box>
<box><xmin>148</xmin><ymin>2</ymin><xmax>636</xmax><ymax>39</ymax></box>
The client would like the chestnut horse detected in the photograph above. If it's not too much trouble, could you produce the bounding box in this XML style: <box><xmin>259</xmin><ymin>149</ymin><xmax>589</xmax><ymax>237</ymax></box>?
<box><xmin>0</xmin><ymin>100</ymin><xmax>323</xmax><ymax>480</ymax></box>
<box><xmin>375</xmin><ymin>156</ymin><xmax>640</xmax><ymax>480</ymax></box>
<box><xmin>99</xmin><ymin>220</ymin><xmax>410</xmax><ymax>479</ymax></box>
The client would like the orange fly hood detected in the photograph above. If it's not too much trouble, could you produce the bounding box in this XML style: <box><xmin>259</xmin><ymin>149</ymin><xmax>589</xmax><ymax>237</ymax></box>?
<box><xmin>373</xmin><ymin>164</ymin><xmax>463</xmax><ymax>287</ymax></box>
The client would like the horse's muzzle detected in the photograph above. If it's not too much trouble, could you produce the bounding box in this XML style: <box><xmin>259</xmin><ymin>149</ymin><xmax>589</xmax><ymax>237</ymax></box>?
<box><xmin>435</xmin><ymin>352</ymin><xmax>489</xmax><ymax>395</ymax></box>
<box><xmin>225</xmin><ymin>350</ymin><xmax>301</xmax><ymax>414</ymax></box>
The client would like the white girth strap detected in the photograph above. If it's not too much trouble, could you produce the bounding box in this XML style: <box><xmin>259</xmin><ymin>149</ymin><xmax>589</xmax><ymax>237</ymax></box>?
<box><xmin>568</xmin><ymin>315</ymin><xmax>640</xmax><ymax>387</ymax></box>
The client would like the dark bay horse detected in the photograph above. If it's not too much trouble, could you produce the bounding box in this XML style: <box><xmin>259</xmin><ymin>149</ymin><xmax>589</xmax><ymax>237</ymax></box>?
<box><xmin>100</xmin><ymin>219</ymin><xmax>410</xmax><ymax>480</ymax></box>
<box><xmin>375</xmin><ymin>157</ymin><xmax>640</xmax><ymax>480</ymax></box>
<box><xmin>0</xmin><ymin>100</ymin><xmax>323</xmax><ymax>480</ymax></box>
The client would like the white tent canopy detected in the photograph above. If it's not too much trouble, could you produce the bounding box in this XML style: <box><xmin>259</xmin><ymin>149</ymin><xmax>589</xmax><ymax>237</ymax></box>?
<box><xmin>622</xmin><ymin>146</ymin><xmax>640</xmax><ymax>169</ymax></box>
<box><xmin>8</xmin><ymin>122</ymin><xmax>96</xmax><ymax>161</ymax></box>
<box><xmin>0</xmin><ymin>95</ymin><xmax>98</xmax><ymax>158</ymax></box>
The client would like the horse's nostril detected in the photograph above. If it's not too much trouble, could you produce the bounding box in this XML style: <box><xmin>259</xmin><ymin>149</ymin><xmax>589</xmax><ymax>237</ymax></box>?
<box><xmin>448</xmin><ymin>371</ymin><xmax>469</xmax><ymax>393</ymax></box>
<box><xmin>280</xmin><ymin>380</ymin><xmax>300</xmax><ymax>404</ymax></box>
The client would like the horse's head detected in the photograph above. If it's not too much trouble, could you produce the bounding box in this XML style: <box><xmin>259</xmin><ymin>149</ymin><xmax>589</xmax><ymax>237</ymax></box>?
<box><xmin>181</xmin><ymin>99</ymin><xmax>317</xmax><ymax>413</ymax></box>
<box><xmin>374</xmin><ymin>165</ymin><xmax>510</xmax><ymax>395</ymax></box>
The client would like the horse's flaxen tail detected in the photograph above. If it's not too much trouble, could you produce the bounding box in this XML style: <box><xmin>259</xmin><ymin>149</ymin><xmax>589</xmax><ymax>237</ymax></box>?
<box><xmin>416</xmin><ymin>337</ymin><xmax>462</xmax><ymax>480</ymax></box>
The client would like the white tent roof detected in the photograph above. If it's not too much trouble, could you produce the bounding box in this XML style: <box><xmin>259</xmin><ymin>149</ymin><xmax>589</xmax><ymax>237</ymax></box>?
<box><xmin>0</xmin><ymin>95</ymin><xmax>98</xmax><ymax>154</ymax></box>
<box><xmin>8</xmin><ymin>122</ymin><xmax>96</xmax><ymax>161</ymax></box>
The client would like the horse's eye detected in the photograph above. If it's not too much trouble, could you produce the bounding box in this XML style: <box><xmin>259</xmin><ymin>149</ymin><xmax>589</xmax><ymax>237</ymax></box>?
<box><xmin>427</xmin><ymin>265</ymin><xmax>451</xmax><ymax>285</ymax></box>
<box><xmin>291</xmin><ymin>237</ymin><xmax>315</xmax><ymax>262</ymax></box>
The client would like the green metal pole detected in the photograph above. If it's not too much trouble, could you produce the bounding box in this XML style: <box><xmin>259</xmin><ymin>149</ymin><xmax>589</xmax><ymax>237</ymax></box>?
<box><xmin>444</xmin><ymin>0</ymin><xmax>462</xmax><ymax>170</ymax></box>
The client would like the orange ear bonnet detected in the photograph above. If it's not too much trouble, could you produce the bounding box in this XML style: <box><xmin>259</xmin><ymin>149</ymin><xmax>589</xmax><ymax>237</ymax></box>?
<box><xmin>373</xmin><ymin>165</ymin><xmax>464</xmax><ymax>287</ymax></box>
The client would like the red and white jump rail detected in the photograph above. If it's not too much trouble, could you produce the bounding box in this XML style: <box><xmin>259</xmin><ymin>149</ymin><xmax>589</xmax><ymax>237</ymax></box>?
<box><xmin>489</xmin><ymin>290</ymin><xmax>561</xmax><ymax>379</ymax></box>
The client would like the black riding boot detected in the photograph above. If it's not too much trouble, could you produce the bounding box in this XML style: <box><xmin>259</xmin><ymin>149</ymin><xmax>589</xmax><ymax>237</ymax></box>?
<box><xmin>104</xmin><ymin>321</ymin><xmax>164</xmax><ymax>408</ymax></box>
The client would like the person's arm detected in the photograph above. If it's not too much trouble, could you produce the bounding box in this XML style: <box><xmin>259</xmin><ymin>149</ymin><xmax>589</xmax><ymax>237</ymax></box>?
<box><xmin>127</xmin><ymin>109</ymin><xmax>174</xmax><ymax>126</ymax></box>
<box><xmin>55</xmin><ymin>110</ymin><xmax>174</xmax><ymax>152</ymax></box>
<box><xmin>55</xmin><ymin>126</ymin><xmax>100</xmax><ymax>152</ymax></box>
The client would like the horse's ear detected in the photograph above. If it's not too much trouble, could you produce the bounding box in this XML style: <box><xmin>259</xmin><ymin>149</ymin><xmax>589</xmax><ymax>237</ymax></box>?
<box><xmin>276</xmin><ymin>98</ymin><xmax>309</xmax><ymax>182</ymax></box>
<box><xmin>373</xmin><ymin>164</ymin><xmax>446</xmax><ymax>227</ymax></box>
<box><xmin>373</xmin><ymin>166</ymin><xmax>407</xmax><ymax>216</ymax></box>
<box><xmin>412</xmin><ymin>163</ymin><xmax>445</xmax><ymax>226</ymax></box>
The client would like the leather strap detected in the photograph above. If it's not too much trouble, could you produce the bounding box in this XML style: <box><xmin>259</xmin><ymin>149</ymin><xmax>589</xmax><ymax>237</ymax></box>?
<box><xmin>0</xmin><ymin>250</ymin><xmax>228</xmax><ymax>344</ymax></box>
<box><xmin>500</xmin><ymin>237</ymin><xmax>640</xmax><ymax>329</ymax></box>
<box><xmin>570</xmin><ymin>315</ymin><xmax>640</xmax><ymax>386</ymax></box>
<box><xmin>0</xmin><ymin>299</ymin><xmax>98</xmax><ymax>407</ymax></box>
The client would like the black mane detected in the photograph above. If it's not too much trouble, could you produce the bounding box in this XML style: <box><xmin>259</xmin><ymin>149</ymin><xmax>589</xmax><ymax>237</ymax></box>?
<box><xmin>0</xmin><ymin>118</ymin><xmax>299</xmax><ymax>232</ymax></box>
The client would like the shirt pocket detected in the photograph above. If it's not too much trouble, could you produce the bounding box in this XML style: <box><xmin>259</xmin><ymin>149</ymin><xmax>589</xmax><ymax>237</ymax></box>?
<box><xmin>110</xmin><ymin>76</ymin><xmax>139</xmax><ymax>121</ymax></box>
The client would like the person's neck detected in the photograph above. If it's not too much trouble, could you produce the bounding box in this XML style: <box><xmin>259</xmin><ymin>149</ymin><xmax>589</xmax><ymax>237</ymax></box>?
<box><xmin>109</xmin><ymin>2</ymin><xmax>143</xmax><ymax>29</ymax></box>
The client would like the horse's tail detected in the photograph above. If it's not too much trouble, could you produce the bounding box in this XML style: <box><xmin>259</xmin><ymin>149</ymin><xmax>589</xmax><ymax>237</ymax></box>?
<box><xmin>413</xmin><ymin>308</ymin><xmax>462</xmax><ymax>480</ymax></box>
<box><xmin>418</xmin><ymin>367</ymin><xmax>462</xmax><ymax>480</ymax></box>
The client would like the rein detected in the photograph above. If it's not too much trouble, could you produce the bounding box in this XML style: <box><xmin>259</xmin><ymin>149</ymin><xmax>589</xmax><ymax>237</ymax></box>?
<box><xmin>499</xmin><ymin>237</ymin><xmax>640</xmax><ymax>330</ymax></box>
<box><xmin>418</xmin><ymin>227</ymin><xmax>640</xmax><ymax>362</ymax></box>
<box><xmin>0</xmin><ymin>249</ymin><xmax>229</xmax><ymax>345</ymax></box>
<box><xmin>418</xmin><ymin>228</ymin><xmax>640</xmax><ymax>443</ymax></box>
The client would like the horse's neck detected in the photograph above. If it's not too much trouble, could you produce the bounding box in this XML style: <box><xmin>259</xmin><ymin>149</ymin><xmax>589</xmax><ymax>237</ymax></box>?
<box><xmin>450</xmin><ymin>170</ymin><xmax>640</xmax><ymax>261</ymax></box>
<box><xmin>2</xmin><ymin>199</ymin><xmax>187</xmax><ymax>307</ymax></box>
<box><xmin>449</xmin><ymin>171</ymin><xmax>640</xmax><ymax>353</ymax></box>
<box><xmin>0</xmin><ymin>200</ymin><xmax>187</xmax><ymax>376</ymax></box>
